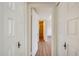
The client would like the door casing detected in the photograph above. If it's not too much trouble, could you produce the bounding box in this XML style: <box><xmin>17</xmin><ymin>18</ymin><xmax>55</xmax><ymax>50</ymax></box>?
<box><xmin>27</xmin><ymin>2</ymin><xmax>57</xmax><ymax>56</ymax></box>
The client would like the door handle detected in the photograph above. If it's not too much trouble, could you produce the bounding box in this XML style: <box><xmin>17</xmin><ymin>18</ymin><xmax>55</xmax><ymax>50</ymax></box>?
<box><xmin>18</xmin><ymin>42</ymin><xmax>21</xmax><ymax>48</ymax></box>
<box><xmin>64</xmin><ymin>42</ymin><xmax>66</xmax><ymax>50</ymax></box>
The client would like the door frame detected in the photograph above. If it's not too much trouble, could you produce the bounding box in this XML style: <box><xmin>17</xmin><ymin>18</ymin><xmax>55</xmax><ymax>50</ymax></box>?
<box><xmin>27</xmin><ymin>2</ymin><xmax>57</xmax><ymax>56</ymax></box>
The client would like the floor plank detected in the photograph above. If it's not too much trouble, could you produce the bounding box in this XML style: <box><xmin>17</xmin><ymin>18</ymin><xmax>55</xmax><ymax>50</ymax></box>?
<box><xmin>35</xmin><ymin>41</ymin><xmax>51</xmax><ymax>56</ymax></box>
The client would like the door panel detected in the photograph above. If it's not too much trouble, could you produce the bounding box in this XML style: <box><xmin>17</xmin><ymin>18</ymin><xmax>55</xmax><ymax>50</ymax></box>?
<box><xmin>3</xmin><ymin>3</ymin><xmax>25</xmax><ymax>56</ymax></box>
<box><xmin>66</xmin><ymin>17</ymin><xmax>79</xmax><ymax>56</ymax></box>
<box><xmin>67</xmin><ymin>3</ymin><xmax>79</xmax><ymax>56</ymax></box>
<box><xmin>58</xmin><ymin>3</ymin><xmax>79</xmax><ymax>56</ymax></box>
<box><xmin>32</xmin><ymin>8</ymin><xmax>39</xmax><ymax>56</ymax></box>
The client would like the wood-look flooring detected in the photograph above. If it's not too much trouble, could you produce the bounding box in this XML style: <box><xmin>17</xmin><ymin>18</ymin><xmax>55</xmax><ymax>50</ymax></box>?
<box><xmin>35</xmin><ymin>41</ymin><xmax>51</xmax><ymax>56</ymax></box>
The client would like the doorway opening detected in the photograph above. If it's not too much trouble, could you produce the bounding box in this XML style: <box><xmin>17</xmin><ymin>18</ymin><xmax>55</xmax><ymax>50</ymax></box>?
<box><xmin>28</xmin><ymin>3</ymin><xmax>56</xmax><ymax>56</ymax></box>
<box><xmin>39</xmin><ymin>20</ymin><xmax>45</xmax><ymax>42</ymax></box>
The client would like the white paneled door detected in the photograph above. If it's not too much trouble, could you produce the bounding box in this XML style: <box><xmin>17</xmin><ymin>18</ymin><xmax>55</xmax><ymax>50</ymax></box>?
<box><xmin>3</xmin><ymin>3</ymin><xmax>25</xmax><ymax>56</ymax></box>
<box><xmin>58</xmin><ymin>3</ymin><xmax>79</xmax><ymax>56</ymax></box>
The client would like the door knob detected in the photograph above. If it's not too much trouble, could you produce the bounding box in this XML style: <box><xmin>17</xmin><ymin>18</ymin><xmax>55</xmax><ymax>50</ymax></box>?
<box><xmin>18</xmin><ymin>42</ymin><xmax>21</xmax><ymax>48</ymax></box>
<box><xmin>64</xmin><ymin>42</ymin><xmax>66</xmax><ymax>50</ymax></box>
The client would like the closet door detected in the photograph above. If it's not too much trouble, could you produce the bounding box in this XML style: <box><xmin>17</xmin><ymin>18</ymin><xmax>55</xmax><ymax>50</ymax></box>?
<box><xmin>3</xmin><ymin>2</ymin><xmax>25</xmax><ymax>56</ymax></box>
<box><xmin>58</xmin><ymin>3</ymin><xmax>79</xmax><ymax>56</ymax></box>
<box><xmin>3</xmin><ymin>3</ymin><xmax>17</xmax><ymax>55</ymax></box>
<box><xmin>66</xmin><ymin>3</ymin><xmax>79</xmax><ymax>56</ymax></box>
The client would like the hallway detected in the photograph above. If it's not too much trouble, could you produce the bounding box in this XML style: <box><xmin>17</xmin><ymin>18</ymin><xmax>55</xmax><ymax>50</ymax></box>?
<box><xmin>30</xmin><ymin>3</ymin><xmax>54</xmax><ymax>56</ymax></box>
